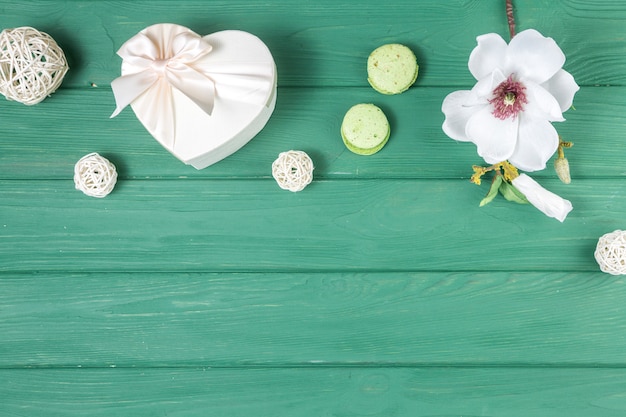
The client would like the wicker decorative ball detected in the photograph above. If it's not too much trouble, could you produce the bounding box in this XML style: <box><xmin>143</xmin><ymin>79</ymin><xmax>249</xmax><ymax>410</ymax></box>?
<box><xmin>594</xmin><ymin>230</ymin><xmax>626</xmax><ymax>275</ymax></box>
<box><xmin>272</xmin><ymin>150</ymin><xmax>314</xmax><ymax>192</ymax></box>
<box><xmin>0</xmin><ymin>26</ymin><xmax>69</xmax><ymax>105</ymax></box>
<box><xmin>74</xmin><ymin>153</ymin><xmax>118</xmax><ymax>198</ymax></box>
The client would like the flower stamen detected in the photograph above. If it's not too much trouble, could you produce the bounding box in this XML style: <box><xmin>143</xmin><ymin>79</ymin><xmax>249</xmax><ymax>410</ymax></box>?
<box><xmin>489</xmin><ymin>75</ymin><xmax>527</xmax><ymax>120</ymax></box>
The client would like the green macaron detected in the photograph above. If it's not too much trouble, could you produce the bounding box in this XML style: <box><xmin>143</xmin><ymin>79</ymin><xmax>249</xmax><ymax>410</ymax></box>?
<box><xmin>341</xmin><ymin>103</ymin><xmax>390</xmax><ymax>155</ymax></box>
<box><xmin>367</xmin><ymin>43</ymin><xmax>418</xmax><ymax>95</ymax></box>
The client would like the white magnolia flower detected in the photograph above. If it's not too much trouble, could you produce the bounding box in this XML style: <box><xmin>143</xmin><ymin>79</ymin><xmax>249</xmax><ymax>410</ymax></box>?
<box><xmin>512</xmin><ymin>174</ymin><xmax>572</xmax><ymax>222</ymax></box>
<box><xmin>442</xmin><ymin>29</ymin><xmax>579</xmax><ymax>172</ymax></box>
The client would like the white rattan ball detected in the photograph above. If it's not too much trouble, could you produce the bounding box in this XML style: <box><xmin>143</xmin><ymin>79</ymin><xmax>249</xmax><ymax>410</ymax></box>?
<box><xmin>272</xmin><ymin>150</ymin><xmax>314</xmax><ymax>192</ymax></box>
<box><xmin>74</xmin><ymin>153</ymin><xmax>118</xmax><ymax>198</ymax></box>
<box><xmin>0</xmin><ymin>26</ymin><xmax>69</xmax><ymax>105</ymax></box>
<box><xmin>595</xmin><ymin>230</ymin><xmax>626</xmax><ymax>275</ymax></box>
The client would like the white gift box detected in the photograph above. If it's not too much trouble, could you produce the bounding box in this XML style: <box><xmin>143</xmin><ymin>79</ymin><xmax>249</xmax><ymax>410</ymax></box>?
<box><xmin>111</xmin><ymin>23</ymin><xmax>277</xmax><ymax>169</ymax></box>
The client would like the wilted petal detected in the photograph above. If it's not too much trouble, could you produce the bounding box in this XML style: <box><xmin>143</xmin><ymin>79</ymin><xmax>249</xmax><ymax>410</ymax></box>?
<box><xmin>442</xmin><ymin>90</ymin><xmax>481</xmax><ymax>142</ymax></box>
<box><xmin>469</xmin><ymin>33</ymin><xmax>508</xmax><ymax>80</ymax></box>
<box><xmin>466</xmin><ymin>106</ymin><xmax>518</xmax><ymax>164</ymax></box>
<box><xmin>524</xmin><ymin>81</ymin><xmax>564</xmax><ymax>122</ymax></box>
<box><xmin>506</xmin><ymin>29</ymin><xmax>565</xmax><ymax>84</ymax></box>
<box><xmin>541</xmin><ymin>69</ymin><xmax>580</xmax><ymax>112</ymax></box>
<box><xmin>508</xmin><ymin>117</ymin><xmax>559</xmax><ymax>172</ymax></box>
<box><xmin>512</xmin><ymin>173</ymin><xmax>572</xmax><ymax>222</ymax></box>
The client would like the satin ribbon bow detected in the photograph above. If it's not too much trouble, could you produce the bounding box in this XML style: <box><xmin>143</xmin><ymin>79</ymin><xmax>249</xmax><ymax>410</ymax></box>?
<box><xmin>110</xmin><ymin>26</ymin><xmax>273</xmax><ymax>146</ymax></box>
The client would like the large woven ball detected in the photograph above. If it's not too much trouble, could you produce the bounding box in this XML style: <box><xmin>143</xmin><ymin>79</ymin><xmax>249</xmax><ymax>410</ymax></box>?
<box><xmin>594</xmin><ymin>230</ymin><xmax>626</xmax><ymax>275</ymax></box>
<box><xmin>0</xmin><ymin>26</ymin><xmax>69</xmax><ymax>105</ymax></box>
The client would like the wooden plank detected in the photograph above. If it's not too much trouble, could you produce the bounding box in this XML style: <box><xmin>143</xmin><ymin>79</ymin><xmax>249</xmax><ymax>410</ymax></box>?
<box><xmin>0</xmin><ymin>86</ymin><xmax>620</xmax><ymax>179</ymax></box>
<box><xmin>0</xmin><ymin>1</ymin><xmax>624</xmax><ymax>416</ymax></box>
<box><xmin>0</xmin><ymin>178</ymin><xmax>618</xmax><ymax>273</ymax></box>
<box><xmin>2</xmin><ymin>271</ymin><xmax>625</xmax><ymax>367</ymax></box>
<box><xmin>0</xmin><ymin>0</ymin><xmax>622</xmax><ymax>88</ymax></box>
<box><xmin>3</xmin><ymin>367</ymin><xmax>626</xmax><ymax>417</ymax></box>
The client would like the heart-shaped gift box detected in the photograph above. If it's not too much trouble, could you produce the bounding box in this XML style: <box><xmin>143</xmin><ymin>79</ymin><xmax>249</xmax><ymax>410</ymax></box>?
<box><xmin>111</xmin><ymin>24</ymin><xmax>277</xmax><ymax>169</ymax></box>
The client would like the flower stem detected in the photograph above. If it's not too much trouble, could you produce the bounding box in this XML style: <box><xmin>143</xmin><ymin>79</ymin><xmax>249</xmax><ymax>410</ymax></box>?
<box><xmin>557</xmin><ymin>137</ymin><xmax>573</xmax><ymax>158</ymax></box>
<box><xmin>506</xmin><ymin>0</ymin><xmax>516</xmax><ymax>39</ymax></box>
<box><xmin>500</xmin><ymin>160</ymin><xmax>520</xmax><ymax>182</ymax></box>
<box><xmin>471</xmin><ymin>161</ymin><xmax>519</xmax><ymax>185</ymax></box>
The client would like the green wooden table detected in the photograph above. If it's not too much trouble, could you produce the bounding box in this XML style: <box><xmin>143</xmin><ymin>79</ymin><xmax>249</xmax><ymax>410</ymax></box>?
<box><xmin>2</xmin><ymin>1</ymin><xmax>626</xmax><ymax>415</ymax></box>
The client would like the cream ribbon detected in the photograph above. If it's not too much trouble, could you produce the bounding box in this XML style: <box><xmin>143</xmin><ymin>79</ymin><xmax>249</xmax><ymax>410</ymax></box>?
<box><xmin>110</xmin><ymin>27</ymin><xmax>274</xmax><ymax>145</ymax></box>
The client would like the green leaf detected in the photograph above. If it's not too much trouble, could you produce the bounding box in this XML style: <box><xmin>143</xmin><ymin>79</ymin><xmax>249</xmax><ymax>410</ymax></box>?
<box><xmin>479</xmin><ymin>174</ymin><xmax>503</xmax><ymax>207</ymax></box>
<box><xmin>499</xmin><ymin>180</ymin><xmax>529</xmax><ymax>204</ymax></box>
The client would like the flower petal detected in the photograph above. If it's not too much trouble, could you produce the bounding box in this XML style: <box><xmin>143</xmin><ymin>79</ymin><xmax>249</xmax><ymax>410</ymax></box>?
<box><xmin>524</xmin><ymin>81</ymin><xmax>564</xmax><ymax>122</ymax></box>
<box><xmin>506</xmin><ymin>29</ymin><xmax>565</xmax><ymax>84</ymax></box>
<box><xmin>442</xmin><ymin>90</ymin><xmax>481</xmax><ymax>142</ymax></box>
<box><xmin>466</xmin><ymin>106</ymin><xmax>518</xmax><ymax>164</ymax></box>
<box><xmin>468</xmin><ymin>33</ymin><xmax>508</xmax><ymax>81</ymax></box>
<box><xmin>471</xmin><ymin>68</ymin><xmax>507</xmax><ymax>99</ymax></box>
<box><xmin>508</xmin><ymin>116</ymin><xmax>559</xmax><ymax>172</ymax></box>
<box><xmin>512</xmin><ymin>173</ymin><xmax>572</xmax><ymax>222</ymax></box>
<box><xmin>541</xmin><ymin>69</ymin><xmax>579</xmax><ymax>113</ymax></box>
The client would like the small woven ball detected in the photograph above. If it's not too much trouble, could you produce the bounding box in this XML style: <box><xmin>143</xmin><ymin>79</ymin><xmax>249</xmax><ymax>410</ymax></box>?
<box><xmin>272</xmin><ymin>150</ymin><xmax>314</xmax><ymax>192</ymax></box>
<box><xmin>0</xmin><ymin>26</ymin><xmax>69</xmax><ymax>105</ymax></box>
<box><xmin>594</xmin><ymin>230</ymin><xmax>626</xmax><ymax>275</ymax></box>
<box><xmin>74</xmin><ymin>153</ymin><xmax>118</xmax><ymax>198</ymax></box>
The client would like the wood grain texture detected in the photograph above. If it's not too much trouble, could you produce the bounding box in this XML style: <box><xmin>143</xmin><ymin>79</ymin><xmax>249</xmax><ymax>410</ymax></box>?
<box><xmin>1</xmin><ymin>1</ymin><xmax>626</xmax><ymax>415</ymax></box>
<box><xmin>0</xmin><ymin>0</ymin><xmax>624</xmax><ymax>88</ymax></box>
<box><xmin>1</xmin><ymin>271</ymin><xmax>624</xmax><ymax>367</ymax></box>
<box><xmin>0</xmin><ymin>178</ymin><xmax>615</xmax><ymax>273</ymax></box>
<box><xmin>0</xmin><ymin>86</ymin><xmax>621</xmax><ymax>180</ymax></box>
<box><xmin>4</xmin><ymin>368</ymin><xmax>626</xmax><ymax>417</ymax></box>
